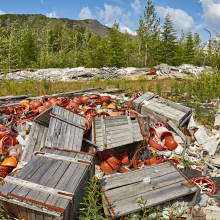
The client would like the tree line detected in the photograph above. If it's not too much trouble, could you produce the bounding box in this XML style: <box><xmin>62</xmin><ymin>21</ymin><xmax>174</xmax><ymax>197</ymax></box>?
<box><xmin>0</xmin><ymin>0</ymin><xmax>220</xmax><ymax>71</ymax></box>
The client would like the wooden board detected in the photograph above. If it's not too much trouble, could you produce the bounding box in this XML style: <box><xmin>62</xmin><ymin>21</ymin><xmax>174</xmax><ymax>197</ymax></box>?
<box><xmin>21</xmin><ymin>122</ymin><xmax>48</xmax><ymax>162</ymax></box>
<box><xmin>100</xmin><ymin>162</ymin><xmax>199</xmax><ymax>218</ymax></box>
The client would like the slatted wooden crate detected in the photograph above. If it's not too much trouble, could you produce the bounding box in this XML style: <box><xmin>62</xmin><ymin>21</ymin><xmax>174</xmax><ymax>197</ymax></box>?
<box><xmin>0</xmin><ymin>147</ymin><xmax>94</xmax><ymax>220</ymax></box>
<box><xmin>133</xmin><ymin>92</ymin><xmax>192</xmax><ymax>126</ymax></box>
<box><xmin>99</xmin><ymin>161</ymin><xmax>199</xmax><ymax>219</ymax></box>
<box><xmin>92</xmin><ymin>114</ymin><xmax>149</xmax><ymax>151</ymax></box>
<box><xmin>22</xmin><ymin>104</ymin><xmax>86</xmax><ymax>162</ymax></box>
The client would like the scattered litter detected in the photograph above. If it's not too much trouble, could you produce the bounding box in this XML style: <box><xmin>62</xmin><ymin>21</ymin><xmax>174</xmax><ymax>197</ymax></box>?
<box><xmin>0</xmin><ymin>88</ymin><xmax>220</xmax><ymax>219</ymax></box>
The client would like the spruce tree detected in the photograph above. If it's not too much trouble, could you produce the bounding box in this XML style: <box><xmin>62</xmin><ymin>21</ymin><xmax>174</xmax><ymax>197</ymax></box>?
<box><xmin>185</xmin><ymin>31</ymin><xmax>195</xmax><ymax>64</ymax></box>
<box><xmin>160</xmin><ymin>13</ymin><xmax>177</xmax><ymax>65</ymax></box>
<box><xmin>108</xmin><ymin>21</ymin><xmax>124</xmax><ymax>67</ymax></box>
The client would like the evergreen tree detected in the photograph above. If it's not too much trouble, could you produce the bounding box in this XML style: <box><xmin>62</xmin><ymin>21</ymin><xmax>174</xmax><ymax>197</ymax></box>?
<box><xmin>193</xmin><ymin>32</ymin><xmax>204</xmax><ymax>66</ymax></box>
<box><xmin>108</xmin><ymin>21</ymin><xmax>124</xmax><ymax>67</ymax></box>
<box><xmin>185</xmin><ymin>31</ymin><xmax>195</xmax><ymax>64</ymax></box>
<box><xmin>160</xmin><ymin>13</ymin><xmax>177</xmax><ymax>65</ymax></box>
<box><xmin>137</xmin><ymin>0</ymin><xmax>160</xmax><ymax>67</ymax></box>
<box><xmin>175</xmin><ymin>30</ymin><xmax>186</xmax><ymax>66</ymax></box>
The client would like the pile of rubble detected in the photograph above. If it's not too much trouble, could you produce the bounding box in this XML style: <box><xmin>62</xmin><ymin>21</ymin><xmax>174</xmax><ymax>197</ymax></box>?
<box><xmin>0</xmin><ymin>64</ymin><xmax>213</xmax><ymax>82</ymax></box>
<box><xmin>0</xmin><ymin>89</ymin><xmax>220</xmax><ymax>219</ymax></box>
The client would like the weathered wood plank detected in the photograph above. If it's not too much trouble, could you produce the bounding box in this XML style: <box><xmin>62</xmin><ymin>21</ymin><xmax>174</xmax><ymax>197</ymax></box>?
<box><xmin>21</xmin><ymin>121</ymin><xmax>37</xmax><ymax>161</ymax></box>
<box><xmin>111</xmin><ymin>180</ymin><xmax>198</xmax><ymax>217</ymax></box>
<box><xmin>106</xmin><ymin>171</ymin><xmax>182</xmax><ymax>201</ymax></box>
<box><xmin>57</xmin><ymin>110</ymin><xmax>71</xmax><ymax>149</ymax></box>
<box><xmin>100</xmin><ymin>162</ymin><xmax>173</xmax><ymax>190</ymax></box>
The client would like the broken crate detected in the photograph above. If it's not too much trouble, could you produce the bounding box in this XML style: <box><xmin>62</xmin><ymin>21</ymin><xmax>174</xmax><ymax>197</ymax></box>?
<box><xmin>99</xmin><ymin>161</ymin><xmax>199</xmax><ymax>219</ymax></box>
<box><xmin>0</xmin><ymin>147</ymin><xmax>94</xmax><ymax>220</ymax></box>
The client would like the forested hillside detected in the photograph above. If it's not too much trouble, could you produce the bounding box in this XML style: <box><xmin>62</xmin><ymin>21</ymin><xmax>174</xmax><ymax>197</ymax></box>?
<box><xmin>0</xmin><ymin>0</ymin><xmax>220</xmax><ymax>71</ymax></box>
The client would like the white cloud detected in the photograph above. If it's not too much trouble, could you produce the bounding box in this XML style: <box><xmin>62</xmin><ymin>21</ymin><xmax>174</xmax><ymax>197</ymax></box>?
<box><xmin>195</xmin><ymin>24</ymin><xmax>204</xmax><ymax>31</ymax></box>
<box><xmin>41</xmin><ymin>0</ymin><xmax>44</xmax><ymax>4</ymax></box>
<box><xmin>102</xmin><ymin>3</ymin><xmax>124</xmax><ymax>24</ymax></box>
<box><xmin>156</xmin><ymin>6</ymin><xmax>195</xmax><ymax>33</ymax></box>
<box><xmin>131</xmin><ymin>0</ymin><xmax>142</xmax><ymax>15</ymax></box>
<box><xmin>95</xmin><ymin>3</ymin><xmax>133</xmax><ymax>29</ymax></box>
<box><xmin>96</xmin><ymin>7</ymin><xmax>105</xmax><ymax>20</ymax></box>
<box><xmin>46</xmin><ymin>8</ymin><xmax>58</xmax><ymax>18</ymax></box>
<box><xmin>78</xmin><ymin>6</ymin><xmax>94</xmax><ymax>20</ymax></box>
<box><xmin>199</xmin><ymin>0</ymin><xmax>220</xmax><ymax>33</ymax></box>
<box><xmin>0</xmin><ymin>9</ymin><xmax>5</xmax><ymax>15</ymax></box>
<box><xmin>106</xmin><ymin>22</ymin><xmax>136</xmax><ymax>35</ymax></box>
<box><xmin>120</xmin><ymin>25</ymin><xmax>137</xmax><ymax>35</ymax></box>
<box><xmin>46</xmin><ymin>11</ymin><xmax>58</xmax><ymax>18</ymax></box>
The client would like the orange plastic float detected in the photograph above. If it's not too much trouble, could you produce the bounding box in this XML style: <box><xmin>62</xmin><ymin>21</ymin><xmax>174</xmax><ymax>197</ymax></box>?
<box><xmin>4</xmin><ymin>106</ymin><xmax>15</xmax><ymax>115</ymax></box>
<box><xmin>29</xmin><ymin>101</ymin><xmax>42</xmax><ymax>110</ymax></box>
<box><xmin>121</xmin><ymin>167</ymin><xmax>131</xmax><ymax>174</ymax></box>
<box><xmin>80</xmin><ymin>96</ymin><xmax>90</xmax><ymax>104</ymax></box>
<box><xmin>101</xmin><ymin>161</ymin><xmax>118</xmax><ymax>175</ymax></box>
<box><xmin>0</xmin><ymin>126</ymin><xmax>10</xmax><ymax>138</ymax></box>
<box><xmin>107</xmin><ymin>103</ymin><xmax>117</xmax><ymax>110</ymax></box>
<box><xmin>97</xmin><ymin>149</ymin><xmax>114</xmax><ymax>160</ymax></box>
<box><xmin>118</xmin><ymin>150</ymin><xmax>129</xmax><ymax>165</ymax></box>
<box><xmin>1</xmin><ymin>157</ymin><xmax>18</xmax><ymax>167</ymax></box>
<box><xmin>43</xmin><ymin>101</ymin><xmax>52</xmax><ymax>108</ymax></box>
<box><xmin>37</xmin><ymin>106</ymin><xmax>48</xmax><ymax>114</ymax></box>
<box><xmin>149</xmin><ymin>137</ymin><xmax>166</xmax><ymax>151</ymax></box>
<box><xmin>0</xmin><ymin>135</ymin><xmax>13</xmax><ymax>154</ymax></box>
<box><xmin>104</xmin><ymin>154</ymin><xmax>121</xmax><ymax>167</ymax></box>
<box><xmin>165</xmin><ymin>136</ymin><xmax>178</xmax><ymax>150</ymax></box>
<box><xmin>101</xmin><ymin>96</ymin><xmax>111</xmax><ymax>104</ymax></box>
<box><xmin>72</xmin><ymin>97</ymin><xmax>82</xmax><ymax>106</ymax></box>
<box><xmin>110</xmin><ymin>112</ymin><xmax>119</xmax><ymax>117</ymax></box>
<box><xmin>190</xmin><ymin>177</ymin><xmax>215</xmax><ymax>194</ymax></box>
<box><xmin>67</xmin><ymin>103</ymin><xmax>79</xmax><ymax>113</ymax></box>
<box><xmin>144</xmin><ymin>155</ymin><xmax>163</xmax><ymax>166</ymax></box>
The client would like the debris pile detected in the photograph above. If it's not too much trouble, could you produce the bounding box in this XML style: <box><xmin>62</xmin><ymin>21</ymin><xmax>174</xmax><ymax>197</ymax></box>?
<box><xmin>0</xmin><ymin>89</ymin><xmax>220</xmax><ymax>219</ymax></box>
<box><xmin>0</xmin><ymin>64</ymin><xmax>213</xmax><ymax>82</ymax></box>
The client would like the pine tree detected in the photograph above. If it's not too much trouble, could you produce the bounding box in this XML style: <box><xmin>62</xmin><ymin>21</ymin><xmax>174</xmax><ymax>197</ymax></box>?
<box><xmin>175</xmin><ymin>30</ymin><xmax>186</xmax><ymax>66</ymax></box>
<box><xmin>108</xmin><ymin>21</ymin><xmax>124</xmax><ymax>67</ymax></box>
<box><xmin>185</xmin><ymin>31</ymin><xmax>195</xmax><ymax>64</ymax></box>
<box><xmin>160</xmin><ymin>13</ymin><xmax>177</xmax><ymax>65</ymax></box>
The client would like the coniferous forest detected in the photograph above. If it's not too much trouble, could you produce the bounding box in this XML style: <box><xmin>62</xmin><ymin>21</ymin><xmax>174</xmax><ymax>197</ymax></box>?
<box><xmin>0</xmin><ymin>0</ymin><xmax>220</xmax><ymax>71</ymax></box>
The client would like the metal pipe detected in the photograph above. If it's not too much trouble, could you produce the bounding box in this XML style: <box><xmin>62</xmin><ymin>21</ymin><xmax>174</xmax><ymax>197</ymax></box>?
<box><xmin>204</xmin><ymin>28</ymin><xmax>211</xmax><ymax>47</ymax></box>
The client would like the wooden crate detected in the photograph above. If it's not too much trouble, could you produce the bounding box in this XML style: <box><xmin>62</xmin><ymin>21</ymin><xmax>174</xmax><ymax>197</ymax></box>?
<box><xmin>22</xmin><ymin>104</ymin><xmax>86</xmax><ymax>162</ymax></box>
<box><xmin>92</xmin><ymin>114</ymin><xmax>149</xmax><ymax>151</ymax></box>
<box><xmin>133</xmin><ymin>92</ymin><xmax>192</xmax><ymax>126</ymax></box>
<box><xmin>99</xmin><ymin>161</ymin><xmax>199</xmax><ymax>219</ymax></box>
<box><xmin>0</xmin><ymin>148</ymin><xmax>94</xmax><ymax>220</ymax></box>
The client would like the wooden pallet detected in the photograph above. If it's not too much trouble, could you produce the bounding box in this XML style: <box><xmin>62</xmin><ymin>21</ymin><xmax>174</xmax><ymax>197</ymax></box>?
<box><xmin>0</xmin><ymin>148</ymin><xmax>94</xmax><ymax>220</ymax></box>
<box><xmin>133</xmin><ymin>92</ymin><xmax>192</xmax><ymax>126</ymax></box>
<box><xmin>92</xmin><ymin>114</ymin><xmax>149</xmax><ymax>151</ymax></box>
<box><xmin>99</xmin><ymin>161</ymin><xmax>199</xmax><ymax>219</ymax></box>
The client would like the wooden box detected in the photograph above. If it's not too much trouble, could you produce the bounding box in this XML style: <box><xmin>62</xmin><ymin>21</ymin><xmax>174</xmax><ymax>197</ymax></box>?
<box><xmin>0</xmin><ymin>148</ymin><xmax>94</xmax><ymax>220</ymax></box>
<box><xmin>133</xmin><ymin>92</ymin><xmax>192</xmax><ymax>126</ymax></box>
<box><xmin>21</xmin><ymin>104</ymin><xmax>86</xmax><ymax>162</ymax></box>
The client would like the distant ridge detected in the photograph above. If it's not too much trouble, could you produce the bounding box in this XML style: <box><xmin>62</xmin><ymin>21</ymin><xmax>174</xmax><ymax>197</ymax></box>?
<box><xmin>0</xmin><ymin>14</ymin><xmax>111</xmax><ymax>37</ymax></box>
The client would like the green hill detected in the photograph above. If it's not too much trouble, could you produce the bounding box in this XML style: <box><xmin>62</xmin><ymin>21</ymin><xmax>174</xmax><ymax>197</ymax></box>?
<box><xmin>0</xmin><ymin>14</ymin><xmax>111</xmax><ymax>37</ymax></box>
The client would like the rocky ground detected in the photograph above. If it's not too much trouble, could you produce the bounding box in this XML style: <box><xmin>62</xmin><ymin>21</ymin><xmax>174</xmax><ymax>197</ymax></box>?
<box><xmin>0</xmin><ymin>64</ymin><xmax>213</xmax><ymax>82</ymax></box>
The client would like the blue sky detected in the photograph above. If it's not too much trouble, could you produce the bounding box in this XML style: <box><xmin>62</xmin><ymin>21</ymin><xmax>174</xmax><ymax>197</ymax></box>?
<box><xmin>0</xmin><ymin>0</ymin><xmax>220</xmax><ymax>41</ymax></box>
